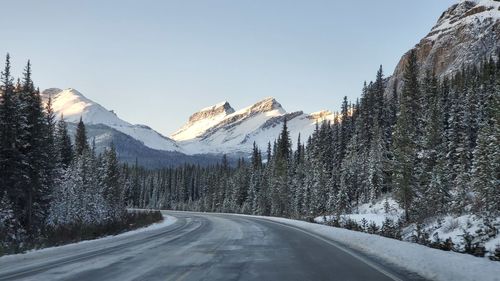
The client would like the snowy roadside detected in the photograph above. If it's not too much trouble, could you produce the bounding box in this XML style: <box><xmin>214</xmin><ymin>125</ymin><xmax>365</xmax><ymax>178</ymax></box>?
<box><xmin>0</xmin><ymin>215</ymin><xmax>177</xmax><ymax>262</ymax></box>
<box><xmin>254</xmin><ymin>215</ymin><xmax>500</xmax><ymax>281</ymax></box>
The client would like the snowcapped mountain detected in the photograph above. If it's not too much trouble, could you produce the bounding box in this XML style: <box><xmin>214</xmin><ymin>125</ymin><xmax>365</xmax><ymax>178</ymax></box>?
<box><xmin>42</xmin><ymin>88</ymin><xmax>181</xmax><ymax>152</ymax></box>
<box><xmin>42</xmin><ymin>87</ymin><xmax>336</xmax><ymax>157</ymax></box>
<box><xmin>388</xmin><ymin>0</ymin><xmax>500</xmax><ymax>92</ymax></box>
<box><xmin>172</xmin><ymin>97</ymin><xmax>335</xmax><ymax>155</ymax></box>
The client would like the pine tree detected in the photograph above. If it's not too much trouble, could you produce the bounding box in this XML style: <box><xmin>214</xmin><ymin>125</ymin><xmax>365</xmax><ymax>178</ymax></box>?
<box><xmin>102</xmin><ymin>144</ymin><xmax>124</xmax><ymax>220</ymax></box>
<box><xmin>392</xmin><ymin>50</ymin><xmax>420</xmax><ymax>222</ymax></box>
<box><xmin>18</xmin><ymin>61</ymin><xmax>48</xmax><ymax>232</ymax></box>
<box><xmin>367</xmin><ymin>120</ymin><xmax>388</xmax><ymax>202</ymax></box>
<box><xmin>74</xmin><ymin>117</ymin><xmax>89</xmax><ymax>156</ymax></box>
<box><xmin>56</xmin><ymin>116</ymin><xmax>73</xmax><ymax>167</ymax></box>
<box><xmin>0</xmin><ymin>192</ymin><xmax>25</xmax><ymax>254</ymax></box>
<box><xmin>0</xmin><ymin>54</ymin><xmax>27</xmax><ymax>227</ymax></box>
<box><xmin>471</xmin><ymin>81</ymin><xmax>500</xmax><ymax>215</ymax></box>
<box><xmin>43</xmin><ymin>94</ymin><xmax>57</xmax><ymax>184</ymax></box>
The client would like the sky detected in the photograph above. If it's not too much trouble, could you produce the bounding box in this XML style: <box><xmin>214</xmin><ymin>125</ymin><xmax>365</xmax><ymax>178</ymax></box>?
<box><xmin>0</xmin><ymin>0</ymin><xmax>456</xmax><ymax>135</ymax></box>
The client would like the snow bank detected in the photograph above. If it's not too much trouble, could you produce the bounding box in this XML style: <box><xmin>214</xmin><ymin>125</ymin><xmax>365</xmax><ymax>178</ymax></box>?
<box><xmin>315</xmin><ymin>197</ymin><xmax>402</xmax><ymax>227</ymax></box>
<box><xmin>258</xmin><ymin>216</ymin><xmax>500</xmax><ymax>281</ymax></box>
<box><xmin>0</xmin><ymin>215</ymin><xmax>177</xmax><ymax>260</ymax></box>
<box><xmin>417</xmin><ymin>215</ymin><xmax>500</xmax><ymax>254</ymax></box>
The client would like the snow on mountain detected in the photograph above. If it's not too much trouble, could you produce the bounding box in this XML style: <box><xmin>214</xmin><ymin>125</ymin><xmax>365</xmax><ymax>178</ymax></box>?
<box><xmin>42</xmin><ymin>88</ymin><xmax>181</xmax><ymax>152</ymax></box>
<box><xmin>174</xmin><ymin>97</ymin><xmax>335</xmax><ymax>155</ymax></box>
<box><xmin>171</xmin><ymin>101</ymin><xmax>235</xmax><ymax>141</ymax></box>
<box><xmin>41</xmin><ymin>88</ymin><xmax>336</xmax><ymax>156</ymax></box>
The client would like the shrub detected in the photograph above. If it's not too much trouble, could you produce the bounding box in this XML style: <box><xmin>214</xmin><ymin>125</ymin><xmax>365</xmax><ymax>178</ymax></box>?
<box><xmin>2</xmin><ymin>210</ymin><xmax>164</xmax><ymax>256</ymax></box>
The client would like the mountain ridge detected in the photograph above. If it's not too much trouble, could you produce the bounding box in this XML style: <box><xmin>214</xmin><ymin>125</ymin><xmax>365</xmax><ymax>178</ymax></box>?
<box><xmin>41</xmin><ymin>88</ymin><xmax>181</xmax><ymax>152</ymax></box>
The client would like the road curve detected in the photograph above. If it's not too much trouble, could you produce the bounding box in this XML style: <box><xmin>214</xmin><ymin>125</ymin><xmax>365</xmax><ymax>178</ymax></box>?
<box><xmin>0</xmin><ymin>211</ymin><xmax>426</xmax><ymax>281</ymax></box>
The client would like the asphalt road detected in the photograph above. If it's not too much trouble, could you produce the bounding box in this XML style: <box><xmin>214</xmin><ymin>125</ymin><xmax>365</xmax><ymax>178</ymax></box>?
<box><xmin>0</xmin><ymin>212</ymin><xmax>426</xmax><ymax>281</ymax></box>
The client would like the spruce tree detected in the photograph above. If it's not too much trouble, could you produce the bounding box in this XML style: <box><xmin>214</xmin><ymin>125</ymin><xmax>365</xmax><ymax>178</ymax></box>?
<box><xmin>75</xmin><ymin>117</ymin><xmax>89</xmax><ymax>156</ymax></box>
<box><xmin>0</xmin><ymin>54</ymin><xmax>27</xmax><ymax>227</ymax></box>
<box><xmin>392</xmin><ymin>50</ymin><xmax>420</xmax><ymax>222</ymax></box>
<box><xmin>19</xmin><ymin>61</ymin><xmax>47</xmax><ymax>232</ymax></box>
<box><xmin>102</xmin><ymin>144</ymin><xmax>123</xmax><ymax>220</ymax></box>
<box><xmin>471</xmin><ymin>81</ymin><xmax>500</xmax><ymax>214</ymax></box>
<box><xmin>0</xmin><ymin>192</ymin><xmax>25</xmax><ymax>254</ymax></box>
<box><xmin>56</xmin><ymin>116</ymin><xmax>73</xmax><ymax>167</ymax></box>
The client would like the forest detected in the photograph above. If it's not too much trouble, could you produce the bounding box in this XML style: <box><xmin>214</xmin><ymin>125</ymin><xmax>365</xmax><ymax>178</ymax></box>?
<box><xmin>125</xmin><ymin>52</ymin><xmax>500</xmax><ymax>258</ymax></box>
<box><xmin>0</xmin><ymin>54</ymin><xmax>161</xmax><ymax>255</ymax></box>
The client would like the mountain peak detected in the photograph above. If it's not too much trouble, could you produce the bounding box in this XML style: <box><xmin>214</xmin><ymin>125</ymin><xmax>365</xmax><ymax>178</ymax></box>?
<box><xmin>171</xmin><ymin>101</ymin><xmax>235</xmax><ymax>141</ymax></box>
<box><xmin>42</xmin><ymin>87</ymin><xmax>180</xmax><ymax>152</ymax></box>
<box><xmin>246</xmin><ymin>97</ymin><xmax>284</xmax><ymax>114</ymax></box>
<box><xmin>428</xmin><ymin>0</ymin><xmax>500</xmax><ymax>41</ymax></box>
<box><xmin>42</xmin><ymin>88</ymin><xmax>63</xmax><ymax>97</ymax></box>
<box><xmin>188</xmin><ymin>101</ymin><xmax>235</xmax><ymax>123</ymax></box>
<box><xmin>387</xmin><ymin>0</ymin><xmax>500</xmax><ymax>95</ymax></box>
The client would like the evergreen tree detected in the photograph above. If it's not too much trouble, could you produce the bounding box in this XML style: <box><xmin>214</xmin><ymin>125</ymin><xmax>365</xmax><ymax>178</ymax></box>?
<box><xmin>367</xmin><ymin>120</ymin><xmax>388</xmax><ymax>202</ymax></box>
<box><xmin>471</xmin><ymin>82</ymin><xmax>500</xmax><ymax>214</ymax></box>
<box><xmin>56</xmin><ymin>116</ymin><xmax>73</xmax><ymax>167</ymax></box>
<box><xmin>102</xmin><ymin>144</ymin><xmax>124</xmax><ymax>220</ymax></box>
<box><xmin>74</xmin><ymin>117</ymin><xmax>89</xmax><ymax>156</ymax></box>
<box><xmin>392</xmin><ymin>50</ymin><xmax>420</xmax><ymax>222</ymax></box>
<box><xmin>19</xmin><ymin>61</ymin><xmax>48</xmax><ymax>232</ymax></box>
<box><xmin>0</xmin><ymin>192</ymin><xmax>25</xmax><ymax>254</ymax></box>
<box><xmin>0</xmin><ymin>54</ymin><xmax>27</xmax><ymax>227</ymax></box>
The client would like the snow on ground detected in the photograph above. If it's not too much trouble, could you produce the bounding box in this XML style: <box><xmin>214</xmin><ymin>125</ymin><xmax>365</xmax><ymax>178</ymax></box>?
<box><xmin>315</xmin><ymin>196</ymin><xmax>500</xmax><ymax>260</ymax></box>
<box><xmin>257</xmin><ymin>215</ymin><xmax>500</xmax><ymax>281</ymax></box>
<box><xmin>0</xmin><ymin>215</ymin><xmax>177</xmax><ymax>261</ymax></box>
<box><xmin>314</xmin><ymin>197</ymin><xmax>402</xmax><ymax>227</ymax></box>
<box><xmin>414</xmin><ymin>214</ymin><xmax>500</xmax><ymax>254</ymax></box>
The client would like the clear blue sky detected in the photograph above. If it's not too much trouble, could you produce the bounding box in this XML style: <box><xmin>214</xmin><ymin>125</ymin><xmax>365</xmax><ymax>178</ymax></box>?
<box><xmin>0</xmin><ymin>0</ymin><xmax>456</xmax><ymax>135</ymax></box>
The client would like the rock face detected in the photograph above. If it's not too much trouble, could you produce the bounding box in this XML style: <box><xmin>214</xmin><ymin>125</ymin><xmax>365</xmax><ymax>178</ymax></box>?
<box><xmin>171</xmin><ymin>101</ymin><xmax>235</xmax><ymax>141</ymax></box>
<box><xmin>309</xmin><ymin>110</ymin><xmax>335</xmax><ymax>121</ymax></box>
<box><xmin>187</xmin><ymin>102</ymin><xmax>235</xmax><ymax>124</ymax></box>
<box><xmin>388</xmin><ymin>0</ymin><xmax>500</xmax><ymax>91</ymax></box>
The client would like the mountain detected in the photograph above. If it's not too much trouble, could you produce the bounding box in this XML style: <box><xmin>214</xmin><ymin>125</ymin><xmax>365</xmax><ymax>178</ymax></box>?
<box><xmin>40</xmin><ymin>88</ymin><xmax>224</xmax><ymax>167</ymax></box>
<box><xmin>42</xmin><ymin>88</ymin><xmax>181</xmax><ymax>152</ymax></box>
<box><xmin>172</xmin><ymin>97</ymin><xmax>335</xmax><ymax>155</ymax></box>
<box><xmin>388</xmin><ymin>0</ymin><xmax>500</xmax><ymax>91</ymax></box>
<box><xmin>43</xmin><ymin>87</ymin><xmax>335</xmax><ymax>159</ymax></box>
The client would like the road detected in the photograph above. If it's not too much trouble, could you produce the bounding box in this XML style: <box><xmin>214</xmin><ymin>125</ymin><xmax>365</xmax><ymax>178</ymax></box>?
<box><xmin>0</xmin><ymin>211</ymin><xmax>425</xmax><ymax>281</ymax></box>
